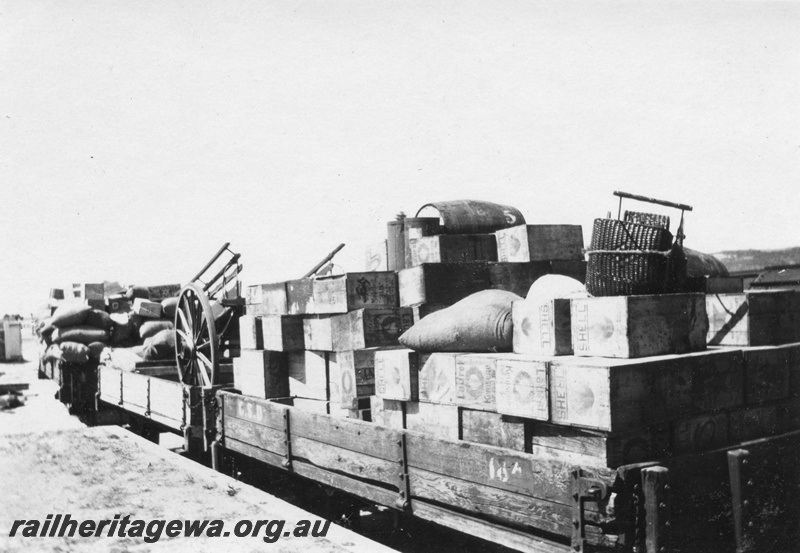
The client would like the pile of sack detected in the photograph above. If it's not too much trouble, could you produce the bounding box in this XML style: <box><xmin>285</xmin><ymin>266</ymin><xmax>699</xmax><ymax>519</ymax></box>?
<box><xmin>38</xmin><ymin>286</ymin><xmax>179</xmax><ymax>366</ymax></box>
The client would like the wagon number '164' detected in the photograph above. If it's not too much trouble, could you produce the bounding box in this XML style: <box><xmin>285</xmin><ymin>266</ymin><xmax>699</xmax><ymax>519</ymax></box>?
<box><xmin>488</xmin><ymin>456</ymin><xmax>523</xmax><ymax>483</ymax></box>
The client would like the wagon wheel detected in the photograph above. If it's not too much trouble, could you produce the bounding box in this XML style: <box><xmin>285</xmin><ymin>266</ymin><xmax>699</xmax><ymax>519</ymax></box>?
<box><xmin>174</xmin><ymin>282</ymin><xmax>219</xmax><ymax>387</ymax></box>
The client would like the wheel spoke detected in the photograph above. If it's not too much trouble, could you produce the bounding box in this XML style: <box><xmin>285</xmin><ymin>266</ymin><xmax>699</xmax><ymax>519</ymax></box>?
<box><xmin>177</xmin><ymin>308</ymin><xmax>191</xmax><ymax>335</ymax></box>
<box><xmin>196</xmin><ymin>352</ymin><xmax>213</xmax><ymax>386</ymax></box>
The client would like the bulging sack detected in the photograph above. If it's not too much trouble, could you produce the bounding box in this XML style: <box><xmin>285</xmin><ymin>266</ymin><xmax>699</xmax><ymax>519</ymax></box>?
<box><xmin>139</xmin><ymin>320</ymin><xmax>174</xmax><ymax>340</ymax></box>
<box><xmin>85</xmin><ymin>309</ymin><xmax>114</xmax><ymax>331</ymax></box>
<box><xmin>60</xmin><ymin>342</ymin><xmax>90</xmax><ymax>364</ymax></box>
<box><xmin>142</xmin><ymin>329</ymin><xmax>176</xmax><ymax>361</ymax></box>
<box><xmin>50</xmin><ymin>303</ymin><xmax>92</xmax><ymax>328</ymax></box>
<box><xmin>399</xmin><ymin>289</ymin><xmax>521</xmax><ymax>352</ymax></box>
<box><xmin>161</xmin><ymin>297</ymin><xmax>179</xmax><ymax>321</ymax></box>
<box><xmin>52</xmin><ymin>326</ymin><xmax>109</xmax><ymax>345</ymax></box>
<box><xmin>88</xmin><ymin>341</ymin><xmax>107</xmax><ymax>360</ymax></box>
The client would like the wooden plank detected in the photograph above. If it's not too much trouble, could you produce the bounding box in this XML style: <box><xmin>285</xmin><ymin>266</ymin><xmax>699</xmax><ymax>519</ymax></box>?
<box><xmin>261</xmin><ymin>315</ymin><xmax>305</xmax><ymax>351</ymax></box>
<box><xmin>495</xmin><ymin>224</ymin><xmax>584</xmax><ymax>262</ymax></box>
<box><xmin>512</xmin><ymin>299</ymin><xmax>572</xmax><ymax>356</ymax></box>
<box><xmin>495</xmin><ymin>354</ymin><xmax>549</xmax><ymax>420</ymax></box>
<box><xmin>291</xmin><ymin>397</ymin><xmax>330</xmax><ymax>414</ymax></box>
<box><xmin>405</xmin><ymin>402</ymin><xmax>459</xmax><ymax>441</ymax></box>
<box><xmin>460</xmin><ymin>409</ymin><xmax>526</xmax><ymax>451</ymax></box>
<box><xmin>291</xmin><ymin>435</ymin><xmax>399</xmax><ymax>486</ymax></box>
<box><xmin>224</xmin><ymin>436</ymin><xmax>286</xmax><ymax>469</ymax></box>
<box><xmin>375</xmin><ymin>348</ymin><xmax>418</xmax><ymax>401</ymax></box>
<box><xmin>302</xmin><ymin>315</ymin><xmax>334</xmax><ymax>351</ymax></box>
<box><xmin>312</xmin><ymin>272</ymin><xmax>399</xmax><ymax>314</ymax></box>
<box><xmin>455</xmin><ymin>354</ymin><xmax>497</xmax><ymax>411</ymax></box>
<box><xmin>549</xmin><ymin>348</ymin><xmax>744</xmax><ymax>433</ymax></box>
<box><xmin>224</xmin><ymin>416</ymin><xmax>286</xmax><ymax>456</ymax></box>
<box><xmin>408</xmin><ymin>466</ymin><xmax>572</xmax><ymax>536</ymax></box>
<box><xmin>410</xmin><ymin>499</ymin><xmax>572</xmax><ymax>553</ymax></box>
<box><xmin>222</xmin><ymin>392</ymin><xmax>289</xmax><ymax>430</ymax></box>
<box><xmin>332</xmin><ymin>349</ymin><xmax>376</xmax><ymax>408</ymax></box>
<box><xmin>418</xmin><ymin>352</ymin><xmax>458</xmax><ymax>405</ymax></box>
<box><xmin>398</xmin><ymin>263</ymin><xmax>491</xmax><ymax>307</ymax></box>
<box><xmin>409</xmin><ymin>234</ymin><xmax>497</xmax><ymax>266</ymax></box>
<box><xmin>405</xmin><ymin>430</ymin><xmax>615</xmax><ymax>503</ymax></box>
<box><xmin>147</xmin><ymin>376</ymin><xmax>184</xmax><ymax>423</ymax></box>
<box><xmin>572</xmin><ymin>293</ymin><xmax>707</xmax><ymax>358</ymax></box>
<box><xmin>239</xmin><ymin>315</ymin><xmax>264</xmax><ymax>349</ymax></box>
<box><xmin>728</xmin><ymin>398</ymin><xmax>800</xmax><ymax>443</ymax></box>
<box><xmin>287</xmin><ymin>351</ymin><xmax>328</xmax><ymax>400</ymax></box>
<box><xmin>330</xmin><ymin>308</ymin><xmax>413</xmax><ymax>351</ymax></box>
<box><xmin>233</xmin><ymin>350</ymin><xmax>290</xmax><ymax>399</ymax></box>
<box><xmin>292</xmin><ymin>461</ymin><xmax>399</xmax><ymax>509</ymax></box>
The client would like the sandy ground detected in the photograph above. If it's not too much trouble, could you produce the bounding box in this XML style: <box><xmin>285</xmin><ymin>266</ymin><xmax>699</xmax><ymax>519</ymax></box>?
<box><xmin>0</xmin><ymin>338</ymin><xmax>396</xmax><ymax>553</ymax></box>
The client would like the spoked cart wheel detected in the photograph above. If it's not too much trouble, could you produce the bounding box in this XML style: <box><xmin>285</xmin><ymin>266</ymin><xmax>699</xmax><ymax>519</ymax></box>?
<box><xmin>174</xmin><ymin>282</ymin><xmax>220</xmax><ymax>387</ymax></box>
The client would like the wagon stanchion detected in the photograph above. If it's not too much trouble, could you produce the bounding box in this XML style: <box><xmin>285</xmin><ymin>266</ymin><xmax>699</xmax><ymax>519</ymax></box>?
<box><xmin>642</xmin><ymin>466</ymin><xmax>670</xmax><ymax>553</ymax></box>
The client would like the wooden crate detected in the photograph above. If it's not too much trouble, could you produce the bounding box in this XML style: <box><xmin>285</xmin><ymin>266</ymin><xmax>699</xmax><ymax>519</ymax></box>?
<box><xmin>146</xmin><ymin>284</ymin><xmax>181</xmax><ymax>301</ymax></box>
<box><xmin>370</xmin><ymin>396</ymin><xmax>405</xmax><ymax>429</ymax></box>
<box><xmin>549</xmin><ymin>348</ymin><xmax>745</xmax><ymax>433</ymax></box>
<box><xmin>571</xmin><ymin>293</ymin><xmax>707</xmax><ymax>358</ymax></box>
<box><xmin>312</xmin><ymin>272</ymin><xmax>398</xmax><ymax>314</ymax></box>
<box><xmin>494</xmin><ymin>354</ymin><xmax>549</xmax><ymax>420</ymax></box>
<box><xmin>331</xmin><ymin>349</ymin><xmax>376</xmax><ymax>408</ymax></box>
<box><xmin>261</xmin><ymin>315</ymin><xmax>305</xmax><ymax>351</ymax></box>
<box><xmin>233</xmin><ymin>350</ymin><xmax>289</xmax><ymax>399</ymax></box>
<box><xmin>107</xmin><ymin>298</ymin><xmax>131</xmax><ymax>314</ymax></box>
<box><xmin>550</xmin><ymin>259</ymin><xmax>587</xmax><ymax>283</ymax></box>
<box><xmin>73</xmin><ymin>282</ymin><xmax>104</xmax><ymax>300</ymax></box>
<box><xmin>742</xmin><ymin>343</ymin><xmax>796</xmax><ymax>404</ymax></box>
<box><xmin>330</xmin><ymin>308</ymin><xmax>413</xmax><ymax>351</ymax></box>
<box><xmin>706</xmin><ymin>290</ymin><xmax>800</xmax><ymax>346</ymax></box>
<box><xmin>238</xmin><ymin>315</ymin><xmax>264</xmax><ymax>350</ymax></box>
<box><xmin>374</xmin><ymin>348</ymin><xmax>418</xmax><ymax>401</ymax></box>
<box><xmin>286</xmin><ymin>279</ymin><xmax>315</xmax><ymax>315</ymax></box>
<box><xmin>527</xmin><ymin>420</ymin><xmax>671</xmax><ymax>469</ymax></box>
<box><xmin>132</xmin><ymin>298</ymin><xmax>162</xmax><ymax>318</ymax></box>
<box><xmin>287</xmin><ymin>351</ymin><xmax>329</xmax><ymax>400</ymax></box>
<box><xmin>292</xmin><ymin>397</ymin><xmax>330</xmax><ymax>414</ymax></box>
<box><xmin>399</xmin><ymin>263</ymin><xmax>491</xmax><ymax>307</ymax></box>
<box><xmin>409</xmin><ymin>234</ymin><xmax>497</xmax><ymax>266</ymax></box>
<box><xmin>495</xmin><ymin>224</ymin><xmax>584</xmax><ymax>262</ymax></box>
<box><xmin>672</xmin><ymin>412</ymin><xmax>729</xmax><ymax>454</ymax></box>
<box><xmin>455</xmin><ymin>354</ymin><xmax>497</xmax><ymax>411</ymax></box>
<box><xmin>460</xmin><ymin>409</ymin><xmax>526</xmax><ymax>451</ymax></box>
<box><xmin>246</xmin><ymin>282</ymin><xmax>289</xmax><ymax>315</ymax></box>
<box><xmin>406</xmin><ymin>402</ymin><xmax>459</xmax><ymax>441</ymax></box>
<box><xmin>727</xmin><ymin>398</ymin><xmax>800</xmax><ymax>443</ymax></box>
<box><xmin>365</xmin><ymin>240</ymin><xmax>388</xmax><ymax>272</ymax></box>
<box><xmin>302</xmin><ymin>315</ymin><xmax>334</xmax><ymax>351</ymax></box>
<box><xmin>411</xmin><ymin>303</ymin><xmax>448</xmax><ymax>323</ymax></box>
<box><xmin>418</xmin><ymin>353</ymin><xmax>458</xmax><ymax>405</ymax></box>
<box><xmin>512</xmin><ymin>298</ymin><xmax>572</xmax><ymax>356</ymax></box>
<box><xmin>488</xmin><ymin>261</ymin><xmax>551</xmax><ymax>297</ymax></box>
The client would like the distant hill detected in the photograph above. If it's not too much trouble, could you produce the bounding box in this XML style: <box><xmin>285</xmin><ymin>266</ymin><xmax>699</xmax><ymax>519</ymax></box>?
<box><xmin>712</xmin><ymin>247</ymin><xmax>800</xmax><ymax>274</ymax></box>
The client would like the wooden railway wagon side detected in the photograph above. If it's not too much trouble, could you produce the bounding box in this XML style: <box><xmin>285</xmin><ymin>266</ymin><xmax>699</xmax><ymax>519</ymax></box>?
<box><xmin>95</xmin><ymin>364</ymin><xmax>227</xmax><ymax>452</ymax></box>
<box><xmin>212</xmin><ymin>390</ymin><xmax>800</xmax><ymax>553</ymax></box>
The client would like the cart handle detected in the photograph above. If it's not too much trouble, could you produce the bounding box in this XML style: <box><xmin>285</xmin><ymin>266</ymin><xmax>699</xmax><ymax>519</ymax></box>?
<box><xmin>613</xmin><ymin>191</ymin><xmax>693</xmax><ymax>212</ymax></box>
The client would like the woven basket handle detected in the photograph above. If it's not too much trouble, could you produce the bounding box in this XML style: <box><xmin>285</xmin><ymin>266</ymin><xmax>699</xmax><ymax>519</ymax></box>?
<box><xmin>613</xmin><ymin>191</ymin><xmax>693</xmax><ymax>246</ymax></box>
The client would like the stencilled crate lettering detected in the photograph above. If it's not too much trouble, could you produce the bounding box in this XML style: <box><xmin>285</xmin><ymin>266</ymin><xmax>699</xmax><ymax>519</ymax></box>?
<box><xmin>539</xmin><ymin>303</ymin><xmax>552</xmax><ymax>349</ymax></box>
<box><xmin>552</xmin><ymin>366</ymin><xmax>568</xmax><ymax>422</ymax></box>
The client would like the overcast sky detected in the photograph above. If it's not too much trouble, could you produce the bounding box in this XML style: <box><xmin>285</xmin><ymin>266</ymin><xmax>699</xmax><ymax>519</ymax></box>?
<box><xmin>2</xmin><ymin>1</ymin><xmax>799</xmax><ymax>315</ymax></box>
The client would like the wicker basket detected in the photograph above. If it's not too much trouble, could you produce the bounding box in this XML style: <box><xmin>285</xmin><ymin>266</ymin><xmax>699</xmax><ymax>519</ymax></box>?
<box><xmin>589</xmin><ymin>218</ymin><xmax>673</xmax><ymax>252</ymax></box>
<box><xmin>586</xmin><ymin>249</ymin><xmax>673</xmax><ymax>296</ymax></box>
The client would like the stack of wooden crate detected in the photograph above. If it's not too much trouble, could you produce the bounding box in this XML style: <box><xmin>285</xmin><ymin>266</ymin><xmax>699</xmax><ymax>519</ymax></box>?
<box><xmin>235</xmin><ymin>213</ymin><xmax>800</xmax><ymax>471</ymax></box>
<box><xmin>369</xmin><ymin>283</ymin><xmax>800</xmax><ymax>469</ymax></box>
<box><xmin>237</xmin><ymin>271</ymin><xmax>413</xmax><ymax>418</ymax></box>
